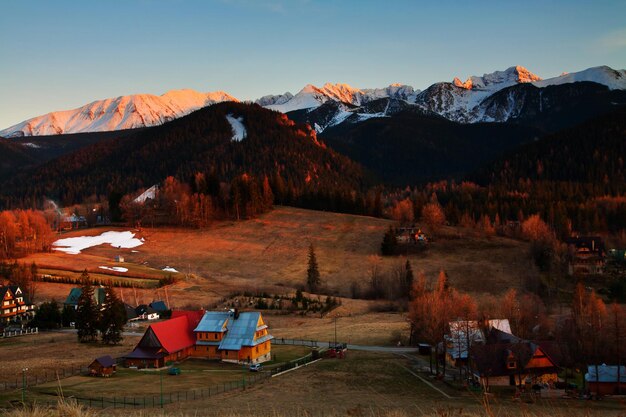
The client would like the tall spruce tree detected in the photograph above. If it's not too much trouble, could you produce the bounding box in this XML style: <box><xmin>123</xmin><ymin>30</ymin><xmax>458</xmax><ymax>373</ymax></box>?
<box><xmin>381</xmin><ymin>226</ymin><xmax>398</xmax><ymax>256</ymax></box>
<box><xmin>306</xmin><ymin>244</ymin><xmax>321</xmax><ymax>293</ymax></box>
<box><xmin>99</xmin><ymin>285</ymin><xmax>126</xmax><ymax>345</ymax></box>
<box><xmin>76</xmin><ymin>270</ymin><xmax>98</xmax><ymax>342</ymax></box>
<box><xmin>404</xmin><ymin>259</ymin><xmax>414</xmax><ymax>296</ymax></box>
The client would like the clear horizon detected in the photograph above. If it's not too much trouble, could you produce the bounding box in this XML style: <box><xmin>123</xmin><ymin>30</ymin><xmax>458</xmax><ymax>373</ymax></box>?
<box><xmin>1</xmin><ymin>0</ymin><xmax>625</xmax><ymax>129</ymax></box>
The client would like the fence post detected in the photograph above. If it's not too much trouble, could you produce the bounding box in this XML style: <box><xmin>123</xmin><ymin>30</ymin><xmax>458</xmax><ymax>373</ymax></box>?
<box><xmin>113</xmin><ymin>397</ymin><xmax>116</xmax><ymax>408</ymax></box>
<box><xmin>102</xmin><ymin>397</ymin><xmax>104</xmax><ymax>408</ymax></box>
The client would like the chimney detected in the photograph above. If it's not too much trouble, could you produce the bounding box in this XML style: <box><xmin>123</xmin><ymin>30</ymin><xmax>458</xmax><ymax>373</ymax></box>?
<box><xmin>234</xmin><ymin>308</ymin><xmax>240</xmax><ymax>320</ymax></box>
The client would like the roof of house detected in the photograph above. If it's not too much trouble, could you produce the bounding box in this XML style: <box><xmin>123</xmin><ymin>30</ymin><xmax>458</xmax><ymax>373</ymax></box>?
<box><xmin>135</xmin><ymin>305</ymin><xmax>159</xmax><ymax>316</ymax></box>
<box><xmin>585</xmin><ymin>365</ymin><xmax>626</xmax><ymax>383</ymax></box>
<box><xmin>471</xmin><ymin>330</ymin><xmax>559</xmax><ymax>377</ymax></box>
<box><xmin>194</xmin><ymin>311</ymin><xmax>230</xmax><ymax>333</ymax></box>
<box><xmin>447</xmin><ymin>319</ymin><xmax>511</xmax><ymax>360</ymax></box>
<box><xmin>91</xmin><ymin>355</ymin><xmax>116</xmax><ymax>368</ymax></box>
<box><xmin>171</xmin><ymin>310</ymin><xmax>204</xmax><ymax>332</ymax></box>
<box><xmin>193</xmin><ymin>310</ymin><xmax>273</xmax><ymax>351</ymax></box>
<box><xmin>0</xmin><ymin>286</ymin><xmax>27</xmax><ymax>302</ymax></box>
<box><xmin>150</xmin><ymin>301</ymin><xmax>168</xmax><ymax>312</ymax></box>
<box><xmin>124</xmin><ymin>304</ymin><xmax>138</xmax><ymax>320</ymax></box>
<box><xmin>64</xmin><ymin>287</ymin><xmax>106</xmax><ymax>306</ymax></box>
<box><xmin>143</xmin><ymin>315</ymin><xmax>196</xmax><ymax>354</ymax></box>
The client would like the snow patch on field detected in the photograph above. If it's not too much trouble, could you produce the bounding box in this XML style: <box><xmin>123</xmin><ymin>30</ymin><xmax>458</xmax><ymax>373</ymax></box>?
<box><xmin>163</xmin><ymin>266</ymin><xmax>178</xmax><ymax>273</ymax></box>
<box><xmin>225</xmin><ymin>114</ymin><xmax>246</xmax><ymax>141</ymax></box>
<box><xmin>99</xmin><ymin>266</ymin><xmax>129</xmax><ymax>273</ymax></box>
<box><xmin>53</xmin><ymin>231</ymin><xmax>144</xmax><ymax>254</ymax></box>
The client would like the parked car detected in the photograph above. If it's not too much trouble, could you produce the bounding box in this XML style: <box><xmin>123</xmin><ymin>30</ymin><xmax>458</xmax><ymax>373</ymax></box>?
<box><xmin>168</xmin><ymin>367</ymin><xmax>181</xmax><ymax>375</ymax></box>
<box><xmin>249</xmin><ymin>363</ymin><xmax>262</xmax><ymax>372</ymax></box>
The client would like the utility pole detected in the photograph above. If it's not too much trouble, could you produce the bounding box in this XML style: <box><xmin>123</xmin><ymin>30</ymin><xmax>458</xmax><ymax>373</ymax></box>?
<box><xmin>22</xmin><ymin>368</ymin><xmax>28</xmax><ymax>403</ymax></box>
<box><xmin>160</xmin><ymin>370</ymin><xmax>163</xmax><ymax>408</ymax></box>
<box><xmin>334</xmin><ymin>316</ymin><xmax>337</xmax><ymax>347</ymax></box>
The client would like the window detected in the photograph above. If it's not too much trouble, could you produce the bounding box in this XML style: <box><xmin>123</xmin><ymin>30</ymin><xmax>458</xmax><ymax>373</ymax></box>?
<box><xmin>507</xmin><ymin>361</ymin><xmax>516</xmax><ymax>369</ymax></box>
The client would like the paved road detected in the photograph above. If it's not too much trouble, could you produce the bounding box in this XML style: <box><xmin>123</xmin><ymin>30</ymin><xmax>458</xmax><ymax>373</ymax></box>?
<box><xmin>273</xmin><ymin>338</ymin><xmax>419</xmax><ymax>353</ymax></box>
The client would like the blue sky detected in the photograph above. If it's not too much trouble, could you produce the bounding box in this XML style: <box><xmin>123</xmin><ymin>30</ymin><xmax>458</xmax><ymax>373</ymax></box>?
<box><xmin>1</xmin><ymin>0</ymin><xmax>625</xmax><ymax>129</ymax></box>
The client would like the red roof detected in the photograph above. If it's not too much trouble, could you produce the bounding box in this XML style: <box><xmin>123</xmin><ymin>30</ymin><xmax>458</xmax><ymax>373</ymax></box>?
<box><xmin>149</xmin><ymin>315</ymin><xmax>196</xmax><ymax>354</ymax></box>
<box><xmin>172</xmin><ymin>310</ymin><xmax>205</xmax><ymax>333</ymax></box>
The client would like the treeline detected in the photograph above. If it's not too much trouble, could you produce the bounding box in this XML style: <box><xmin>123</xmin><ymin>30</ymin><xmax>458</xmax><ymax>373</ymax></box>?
<box><xmin>0</xmin><ymin>209</ymin><xmax>54</xmax><ymax>259</ymax></box>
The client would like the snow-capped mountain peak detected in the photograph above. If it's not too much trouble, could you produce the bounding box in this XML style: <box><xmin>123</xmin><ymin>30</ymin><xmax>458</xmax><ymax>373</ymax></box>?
<box><xmin>454</xmin><ymin>66</ymin><xmax>542</xmax><ymax>91</ymax></box>
<box><xmin>0</xmin><ymin>89</ymin><xmax>238</xmax><ymax>138</ymax></box>
<box><xmin>533</xmin><ymin>65</ymin><xmax>626</xmax><ymax>90</ymax></box>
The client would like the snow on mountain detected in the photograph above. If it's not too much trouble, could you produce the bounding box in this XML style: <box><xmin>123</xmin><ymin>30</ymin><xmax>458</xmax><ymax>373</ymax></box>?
<box><xmin>225</xmin><ymin>114</ymin><xmax>247</xmax><ymax>141</ymax></box>
<box><xmin>415</xmin><ymin>66</ymin><xmax>543</xmax><ymax>122</ymax></box>
<box><xmin>3</xmin><ymin>65</ymin><xmax>625</xmax><ymax>138</ymax></box>
<box><xmin>265</xmin><ymin>82</ymin><xmax>418</xmax><ymax>113</ymax></box>
<box><xmin>0</xmin><ymin>89</ymin><xmax>238</xmax><ymax>138</ymax></box>
<box><xmin>255</xmin><ymin>92</ymin><xmax>294</xmax><ymax>106</ymax></box>
<box><xmin>533</xmin><ymin>66</ymin><xmax>626</xmax><ymax>90</ymax></box>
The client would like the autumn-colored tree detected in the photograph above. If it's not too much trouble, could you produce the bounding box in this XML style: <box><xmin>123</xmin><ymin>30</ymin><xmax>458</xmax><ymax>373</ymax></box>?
<box><xmin>390</xmin><ymin>198</ymin><xmax>414</xmax><ymax>224</ymax></box>
<box><xmin>571</xmin><ymin>282</ymin><xmax>608</xmax><ymax>389</ymax></box>
<box><xmin>422</xmin><ymin>196</ymin><xmax>446</xmax><ymax>234</ymax></box>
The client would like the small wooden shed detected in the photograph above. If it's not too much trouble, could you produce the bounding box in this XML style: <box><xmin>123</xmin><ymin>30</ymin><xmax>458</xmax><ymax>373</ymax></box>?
<box><xmin>89</xmin><ymin>355</ymin><xmax>117</xmax><ymax>377</ymax></box>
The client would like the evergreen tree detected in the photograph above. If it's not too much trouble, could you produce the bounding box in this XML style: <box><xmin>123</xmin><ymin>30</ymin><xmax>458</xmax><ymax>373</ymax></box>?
<box><xmin>76</xmin><ymin>270</ymin><xmax>98</xmax><ymax>343</ymax></box>
<box><xmin>306</xmin><ymin>244</ymin><xmax>321</xmax><ymax>293</ymax></box>
<box><xmin>381</xmin><ymin>226</ymin><xmax>398</xmax><ymax>256</ymax></box>
<box><xmin>61</xmin><ymin>304</ymin><xmax>77</xmax><ymax>327</ymax></box>
<box><xmin>99</xmin><ymin>285</ymin><xmax>126</xmax><ymax>345</ymax></box>
<box><xmin>404</xmin><ymin>259</ymin><xmax>414</xmax><ymax>296</ymax></box>
<box><xmin>31</xmin><ymin>300</ymin><xmax>61</xmax><ymax>329</ymax></box>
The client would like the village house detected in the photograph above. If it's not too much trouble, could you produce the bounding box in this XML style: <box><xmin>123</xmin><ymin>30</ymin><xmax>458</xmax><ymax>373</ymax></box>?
<box><xmin>60</xmin><ymin>213</ymin><xmax>88</xmax><ymax>230</ymax></box>
<box><xmin>585</xmin><ymin>364</ymin><xmax>626</xmax><ymax>396</ymax></box>
<box><xmin>445</xmin><ymin>319</ymin><xmax>511</xmax><ymax>367</ymax></box>
<box><xmin>135</xmin><ymin>304</ymin><xmax>160</xmax><ymax>320</ymax></box>
<box><xmin>469</xmin><ymin>328</ymin><xmax>559</xmax><ymax>388</ymax></box>
<box><xmin>64</xmin><ymin>287</ymin><xmax>106</xmax><ymax>310</ymax></box>
<box><xmin>88</xmin><ymin>355</ymin><xmax>117</xmax><ymax>377</ymax></box>
<box><xmin>395</xmin><ymin>227</ymin><xmax>428</xmax><ymax>244</ymax></box>
<box><xmin>125</xmin><ymin>309</ymin><xmax>272</xmax><ymax>368</ymax></box>
<box><xmin>0</xmin><ymin>286</ymin><xmax>35</xmax><ymax>323</ymax></box>
<box><xmin>566</xmin><ymin>236</ymin><xmax>606</xmax><ymax>275</ymax></box>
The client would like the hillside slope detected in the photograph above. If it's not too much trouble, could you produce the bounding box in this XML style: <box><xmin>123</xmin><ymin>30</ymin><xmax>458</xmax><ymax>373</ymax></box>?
<box><xmin>0</xmin><ymin>103</ymin><xmax>367</xmax><ymax>208</ymax></box>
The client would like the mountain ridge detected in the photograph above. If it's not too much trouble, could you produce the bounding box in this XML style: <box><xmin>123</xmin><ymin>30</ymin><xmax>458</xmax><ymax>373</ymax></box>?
<box><xmin>2</xmin><ymin>65</ymin><xmax>625</xmax><ymax>137</ymax></box>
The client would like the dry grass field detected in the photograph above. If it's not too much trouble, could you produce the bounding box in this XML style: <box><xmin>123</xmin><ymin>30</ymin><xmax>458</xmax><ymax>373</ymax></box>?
<box><xmin>0</xmin><ymin>332</ymin><xmax>140</xmax><ymax>384</ymax></box>
<box><xmin>27</xmin><ymin>206</ymin><xmax>535</xmax><ymax>309</ymax></box>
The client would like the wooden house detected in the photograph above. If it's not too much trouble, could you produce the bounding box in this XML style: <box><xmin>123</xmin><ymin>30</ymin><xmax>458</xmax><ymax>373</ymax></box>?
<box><xmin>470</xmin><ymin>328</ymin><xmax>559</xmax><ymax>388</ymax></box>
<box><xmin>135</xmin><ymin>304</ymin><xmax>159</xmax><ymax>320</ymax></box>
<box><xmin>445</xmin><ymin>319</ymin><xmax>511</xmax><ymax>367</ymax></box>
<box><xmin>192</xmin><ymin>310</ymin><xmax>273</xmax><ymax>364</ymax></box>
<box><xmin>125</xmin><ymin>314</ymin><xmax>200</xmax><ymax>368</ymax></box>
<box><xmin>0</xmin><ymin>286</ymin><xmax>35</xmax><ymax>323</ymax></box>
<box><xmin>566</xmin><ymin>236</ymin><xmax>606</xmax><ymax>275</ymax></box>
<box><xmin>586</xmin><ymin>364</ymin><xmax>626</xmax><ymax>396</ymax></box>
<box><xmin>89</xmin><ymin>355</ymin><xmax>117</xmax><ymax>377</ymax></box>
<box><xmin>125</xmin><ymin>309</ymin><xmax>272</xmax><ymax>368</ymax></box>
